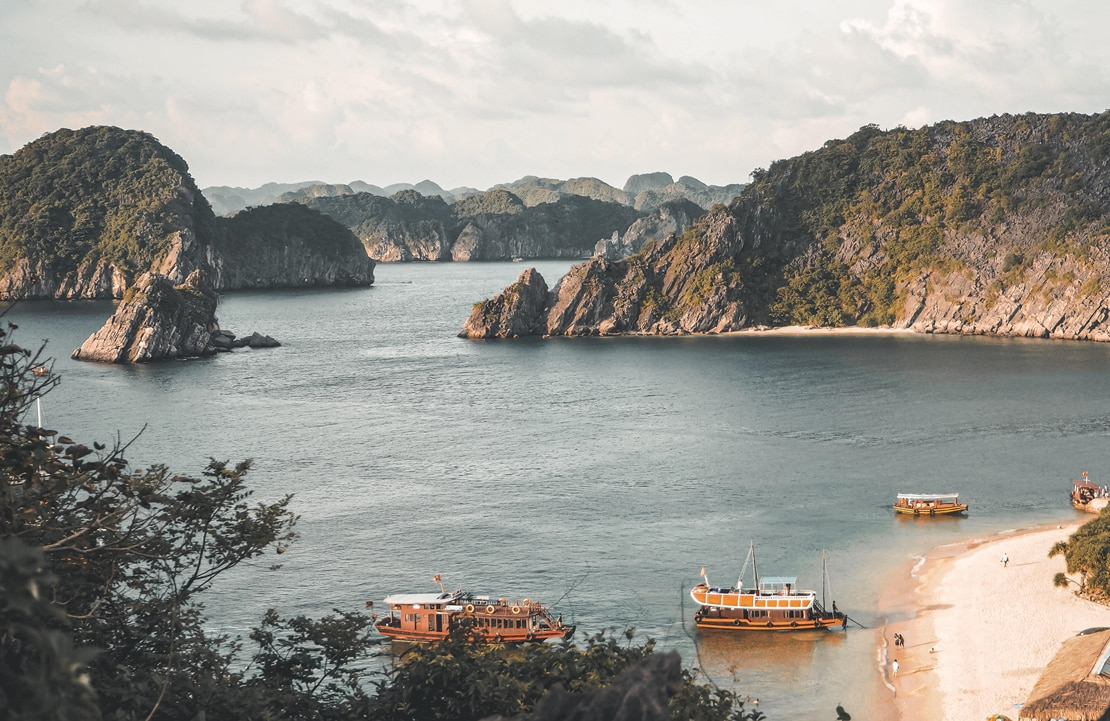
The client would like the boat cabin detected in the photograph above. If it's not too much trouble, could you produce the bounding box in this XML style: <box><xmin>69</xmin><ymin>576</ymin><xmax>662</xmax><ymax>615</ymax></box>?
<box><xmin>893</xmin><ymin>493</ymin><xmax>968</xmax><ymax>516</ymax></box>
<box><xmin>1071</xmin><ymin>472</ymin><xmax>1107</xmax><ymax>512</ymax></box>
<box><xmin>374</xmin><ymin>589</ymin><xmax>574</xmax><ymax>643</ymax></box>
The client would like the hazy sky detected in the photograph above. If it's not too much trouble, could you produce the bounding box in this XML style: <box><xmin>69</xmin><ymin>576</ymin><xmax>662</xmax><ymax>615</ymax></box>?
<box><xmin>3</xmin><ymin>0</ymin><xmax>1109</xmax><ymax>191</ymax></box>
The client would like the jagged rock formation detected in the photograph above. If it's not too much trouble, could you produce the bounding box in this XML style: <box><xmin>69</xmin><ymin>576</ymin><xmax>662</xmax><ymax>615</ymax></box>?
<box><xmin>595</xmin><ymin>199</ymin><xmax>706</xmax><ymax>260</ymax></box>
<box><xmin>481</xmin><ymin>652</ymin><xmax>682</xmax><ymax>721</ymax></box>
<box><xmin>459</xmin><ymin>268</ymin><xmax>549</xmax><ymax>338</ymax></box>
<box><xmin>72</xmin><ymin>271</ymin><xmax>220</xmax><ymax>363</ymax></box>
<box><xmin>466</xmin><ymin>111</ymin><xmax>1110</xmax><ymax>342</ymax></box>
<box><xmin>0</xmin><ymin>127</ymin><xmax>374</xmax><ymax>300</ymax></box>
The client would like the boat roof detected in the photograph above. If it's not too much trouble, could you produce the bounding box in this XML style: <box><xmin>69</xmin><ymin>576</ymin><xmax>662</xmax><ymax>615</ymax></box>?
<box><xmin>760</xmin><ymin>576</ymin><xmax>797</xmax><ymax>585</ymax></box>
<box><xmin>1075</xmin><ymin>480</ymin><xmax>1101</xmax><ymax>490</ymax></box>
<box><xmin>897</xmin><ymin>493</ymin><xmax>959</xmax><ymax>500</ymax></box>
<box><xmin>382</xmin><ymin>591</ymin><xmax>461</xmax><ymax>606</ymax></box>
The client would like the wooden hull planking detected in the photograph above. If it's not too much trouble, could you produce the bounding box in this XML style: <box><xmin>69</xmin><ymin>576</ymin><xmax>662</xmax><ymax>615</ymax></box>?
<box><xmin>892</xmin><ymin>503</ymin><xmax>967</xmax><ymax>516</ymax></box>
<box><xmin>694</xmin><ymin>614</ymin><xmax>844</xmax><ymax>632</ymax></box>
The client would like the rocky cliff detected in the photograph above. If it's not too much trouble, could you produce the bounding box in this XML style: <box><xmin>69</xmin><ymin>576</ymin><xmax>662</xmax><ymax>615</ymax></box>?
<box><xmin>459</xmin><ymin>268</ymin><xmax>550</xmax><ymax>338</ymax></box>
<box><xmin>595</xmin><ymin>199</ymin><xmax>706</xmax><ymax>261</ymax></box>
<box><xmin>464</xmin><ymin>111</ymin><xmax>1110</xmax><ymax>342</ymax></box>
<box><xmin>72</xmin><ymin>271</ymin><xmax>219</xmax><ymax>363</ymax></box>
<box><xmin>0</xmin><ymin>127</ymin><xmax>375</xmax><ymax>300</ymax></box>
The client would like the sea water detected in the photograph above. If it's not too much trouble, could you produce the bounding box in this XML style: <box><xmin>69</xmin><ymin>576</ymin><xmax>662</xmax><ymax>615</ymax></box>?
<box><xmin>9</xmin><ymin>260</ymin><xmax>1106</xmax><ymax>719</ymax></box>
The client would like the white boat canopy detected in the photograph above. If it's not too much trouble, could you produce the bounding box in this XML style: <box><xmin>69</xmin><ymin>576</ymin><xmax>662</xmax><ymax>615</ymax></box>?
<box><xmin>382</xmin><ymin>591</ymin><xmax>461</xmax><ymax>606</ymax></box>
<box><xmin>896</xmin><ymin>493</ymin><xmax>960</xmax><ymax>500</ymax></box>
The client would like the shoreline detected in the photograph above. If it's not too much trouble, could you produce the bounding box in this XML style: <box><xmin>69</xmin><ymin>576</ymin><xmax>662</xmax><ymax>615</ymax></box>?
<box><xmin>879</xmin><ymin>519</ymin><xmax>1110</xmax><ymax>720</ymax></box>
<box><xmin>728</xmin><ymin>324</ymin><xmax>919</xmax><ymax>337</ymax></box>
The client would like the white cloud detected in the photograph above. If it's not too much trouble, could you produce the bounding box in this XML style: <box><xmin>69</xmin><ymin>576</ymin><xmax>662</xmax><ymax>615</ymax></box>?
<box><xmin>2</xmin><ymin>0</ymin><xmax>1110</xmax><ymax>189</ymax></box>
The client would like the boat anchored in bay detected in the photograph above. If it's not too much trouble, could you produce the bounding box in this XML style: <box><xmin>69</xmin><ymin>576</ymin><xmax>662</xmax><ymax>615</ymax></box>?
<box><xmin>373</xmin><ymin>575</ymin><xmax>575</xmax><ymax>644</ymax></box>
<box><xmin>691</xmin><ymin>543</ymin><xmax>846</xmax><ymax>632</ymax></box>
<box><xmin>892</xmin><ymin>493</ymin><xmax>968</xmax><ymax>516</ymax></box>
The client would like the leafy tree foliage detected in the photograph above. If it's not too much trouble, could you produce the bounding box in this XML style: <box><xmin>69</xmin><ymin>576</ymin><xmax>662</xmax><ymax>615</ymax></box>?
<box><xmin>366</xmin><ymin>623</ymin><xmax>763</xmax><ymax>721</ymax></box>
<box><xmin>0</xmin><ymin>320</ymin><xmax>377</xmax><ymax>720</ymax></box>
<box><xmin>1050</xmin><ymin>511</ymin><xmax>1110</xmax><ymax>599</ymax></box>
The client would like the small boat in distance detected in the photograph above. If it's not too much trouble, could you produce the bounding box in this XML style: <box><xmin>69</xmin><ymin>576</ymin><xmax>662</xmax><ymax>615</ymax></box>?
<box><xmin>893</xmin><ymin>493</ymin><xmax>968</xmax><ymax>516</ymax></box>
<box><xmin>1071</xmin><ymin>471</ymin><xmax>1109</xmax><ymax>514</ymax></box>
<box><xmin>691</xmin><ymin>543</ymin><xmax>846</xmax><ymax>632</ymax></box>
<box><xmin>374</xmin><ymin>576</ymin><xmax>575</xmax><ymax>644</ymax></box>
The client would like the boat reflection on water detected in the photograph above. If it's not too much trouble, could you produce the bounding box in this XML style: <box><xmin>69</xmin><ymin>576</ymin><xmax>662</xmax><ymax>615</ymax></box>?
<box><xmin>693</xmin><ymin>626</ymin><xmax>848</xmax><ymax>684</ymax></box>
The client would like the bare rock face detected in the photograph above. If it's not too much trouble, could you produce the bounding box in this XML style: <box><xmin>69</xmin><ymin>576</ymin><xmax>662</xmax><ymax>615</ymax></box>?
<box><xmin>481</xmin><ymin>651</ymin><xmax>683</xmax><ymax>721</ymax></box>
<box><xmin>595</xmin><ymin>200</ymin><xmax>705</xmax><ymax>261</ymax></box>
<box><xmin>459</xmin><ymin>268</ymin><xmax>549</xmax><ymax>338</ymax></box>
<box><xmin>544</xmin><ymin>206</ymin><xmax>750</xmax><ymax>336</ymax></box>
<box><xmin>72</xmin><ymin>271</ymin><xmax>219</xmax><ymax>364</ymax></box>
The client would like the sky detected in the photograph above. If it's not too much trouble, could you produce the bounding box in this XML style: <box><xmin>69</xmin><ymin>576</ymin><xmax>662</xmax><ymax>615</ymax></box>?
<box><xmin>2</xmin><ymin>0</ymin><xmax>1110</xmax><ymax>192</ymax></box>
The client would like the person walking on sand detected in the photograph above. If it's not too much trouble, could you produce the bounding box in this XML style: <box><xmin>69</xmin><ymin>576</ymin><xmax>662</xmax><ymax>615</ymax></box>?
<box><xmin>892</xmin><ymin>659</ymin><xmax>899</xmax><ymax>677</ymax></box>
<box><xmin>1002</xmin><ymin>552</ymin><xmax>1009</xmax><ymax>567</ymax></box>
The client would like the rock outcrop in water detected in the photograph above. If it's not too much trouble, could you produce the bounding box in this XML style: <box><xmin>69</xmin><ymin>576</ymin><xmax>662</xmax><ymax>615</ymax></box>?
<box><xmin>459</xmin><ymin>268</ymin><xmax>549</xmax><ymax>338</ymax></box>
<box><xmin>466</xmin><ymin>111</ymin><xmax>1110</xmax><ymax>342</ymax></box>
<box><xmin>72</xmin><ymin>270</ymin><xmax>281</xmax><ymax>363</ymax></box>
<box><xmin>72</xmin><ymin>271</ymin><xmax>220</xmax><ymax>363</ymax></box>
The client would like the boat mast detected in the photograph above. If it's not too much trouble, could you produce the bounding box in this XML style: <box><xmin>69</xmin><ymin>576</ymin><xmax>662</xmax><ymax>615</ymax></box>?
<box><xmin>822</xmin><ymin>549</ymin><xmax>827</xmax><ymax>610</ymax></box>
<box><xmin>750</xmin><ymin>540</ymin><xmax>759</xmax><ymax>591</ymax></box>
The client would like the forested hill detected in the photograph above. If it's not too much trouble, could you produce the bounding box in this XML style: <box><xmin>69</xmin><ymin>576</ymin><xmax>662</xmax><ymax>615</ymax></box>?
<box><xmin>466</xmin><ymin>111</ymin><xmax>1110</xmax><ymax>341</ymax></box>
<box><xmin>0</xmin><ymin>126</ymin><xmax>374</xmax><ymax>300</ymax></box>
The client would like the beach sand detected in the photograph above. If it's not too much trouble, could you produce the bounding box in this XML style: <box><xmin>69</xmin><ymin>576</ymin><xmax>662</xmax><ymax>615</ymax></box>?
<box><xmin>729</xmin><ymin>324</ymin><xmax>919</xmax><ymax>337</ymax></box>
<box><xmin>880</xmin><ymin>520</ymin><xmax>1110</xmax><ymax>720</ymax></box>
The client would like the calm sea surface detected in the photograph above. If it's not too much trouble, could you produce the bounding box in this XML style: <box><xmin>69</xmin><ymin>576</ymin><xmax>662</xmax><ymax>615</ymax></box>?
<box><xmin>9</xmin><ymin>260</ymin><xmax>1107</xmax><ymax>719</ymax></box>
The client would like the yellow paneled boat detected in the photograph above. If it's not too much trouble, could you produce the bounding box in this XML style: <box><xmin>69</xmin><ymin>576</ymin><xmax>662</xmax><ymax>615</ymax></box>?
<box><xmin>691</xmin><ymin>543</ymin><xmax>846</xmax><ymax>632</ymax></box>
<box><xmin>892</xmin><ymin>493</ymin><xmax>968</xmax><ymax>516</ymax></box>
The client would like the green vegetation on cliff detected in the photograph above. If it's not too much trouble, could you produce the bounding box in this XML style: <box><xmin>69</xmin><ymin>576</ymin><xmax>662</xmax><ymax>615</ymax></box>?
<box><xmin>0</xmin><ymin>126</ymin><xmax>215</xmax><ymax>277</ymax></box>
<box><xmin>742</xmin><ymin>112</ymin><xmax>1110</xmax><ymax>326</ymax></box>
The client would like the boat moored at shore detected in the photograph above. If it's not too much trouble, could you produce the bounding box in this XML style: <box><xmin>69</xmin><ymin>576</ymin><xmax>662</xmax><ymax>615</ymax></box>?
<box><xmin>374</xmin><ymin>580</ymin><xmax>575</xmax><ymax>644</ymax></box>
<box><xmin>893</xmin><ymin>493</ymin><xmax>968</xmax><ymax>516</ymax></box>
<box><xmin>691</xmin><ymin>543</ymin><xmax>846</xmax><ymax>632</ymax></box>
<box><xmin>1071</xmin><ymin>471</ymin><xmax>1109</xmax><ymax>513</ymax></box>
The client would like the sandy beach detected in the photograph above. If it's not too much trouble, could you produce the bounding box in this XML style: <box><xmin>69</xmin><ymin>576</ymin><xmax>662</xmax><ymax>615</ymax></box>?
<box><xmin>729</xmin><ymin>324</ymin><xmax>920</xmax><ymax>337</ymax></box>
<box><xmin>881</xmin><ymin>520</ymin><xmax>1110</xmax><ymax>720</ymax></box>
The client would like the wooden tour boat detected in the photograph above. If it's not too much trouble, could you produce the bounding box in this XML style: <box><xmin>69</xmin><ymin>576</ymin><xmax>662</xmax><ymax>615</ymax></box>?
<box><xmin>1071</xmin><ymin>471</ymin><xmax>1109</xmax><ymax>514</ymax></box>
<box><xmin>374</xmin><ymin>576</ymin><xmax>575</xmax><ymax>644</ymax></box>
<box><xmin>892</xmin><ymin>493</ymin><xmax>967</xmax><ymax>516</ymax></box>
<box><xmin>691</xmin><ymin>543</ymin><xmax>846</xmax><ymax>632</ymax></box>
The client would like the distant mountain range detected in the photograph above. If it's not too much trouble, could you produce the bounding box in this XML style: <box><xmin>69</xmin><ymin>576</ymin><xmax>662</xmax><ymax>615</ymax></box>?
<box><xmin>201</xmin><ymin>173</ymin><xmax>747</xmax><ymax>217</ymax></box>
<box><xmin>201</xmin><ymin>173</ymin><xmax>748</xmax><ymax>263</ymax></box>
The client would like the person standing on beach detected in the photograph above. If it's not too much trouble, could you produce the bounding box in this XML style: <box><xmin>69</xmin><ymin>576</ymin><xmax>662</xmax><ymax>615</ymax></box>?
<box><xmin>1002</xmin><ymin>552</ymin><xmax>1009</xmax><ymax>567</ymax></box>
<box><xmin>892</xmin><ymin>659</ymin><xmax>899</xmax><ymax>677</ymax></box>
